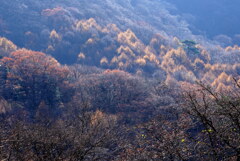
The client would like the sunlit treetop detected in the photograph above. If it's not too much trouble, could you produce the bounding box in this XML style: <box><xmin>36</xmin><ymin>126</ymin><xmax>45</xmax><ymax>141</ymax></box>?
<box><xmin>0</xmin><ymin>37</ymin><xmax>17</xmax><ymax>58</ymax></box>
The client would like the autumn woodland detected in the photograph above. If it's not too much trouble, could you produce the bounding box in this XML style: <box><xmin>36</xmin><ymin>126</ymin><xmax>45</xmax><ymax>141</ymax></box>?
<box><xmin>0</xmin><ymin>0</ymin><xmax>240</xmax><ymax>160</ymax></box>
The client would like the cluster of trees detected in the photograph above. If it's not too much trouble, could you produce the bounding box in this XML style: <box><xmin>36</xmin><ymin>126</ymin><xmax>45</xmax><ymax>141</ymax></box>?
<box><xmin>0</xmin><ymin>48</ymin><xmax>165</xmax><ymax>160</ymax></box>
<box><xmin>0</xmin><ymin>28</ymin><xmax>240</xmax><ymax>160</ymax></box>
<box><xmin>1</xmin><ymin>7</ymin><xmax>240</xmax><ymax>90</ymax></box>
<box><xmin>7</xmin><ymin>14</ymin><xmax>237</xmax><ymax>92</ymax></box>
<box><xmin>0</xmin><ymin>47</ymin><xmax>240</xmax><ymax>160</ymax></box>
<box><xmin>0</xmin><ymin>105</ymin><xmax>121</xmax><ymax>160</ymax></box>
<box><xmin>123</xmin><ymin>81</ymin><xmax>240</xmax><ymax>160</ymax></box>
<box><xmin>0</xmin><ymin>49</ymin><xmax>74</xmax><ymax>114</ymax></box>
<box><xmin>0</xmin><ymin>1</ymin><xmax>240</xmax><ymax>160</ymax></box>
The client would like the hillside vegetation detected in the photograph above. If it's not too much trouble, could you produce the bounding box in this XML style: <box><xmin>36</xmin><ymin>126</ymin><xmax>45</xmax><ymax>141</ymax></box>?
<box><xmin>0</xmin><ymin>0</ymin><xmax>240</xmax><ymax>160</ymax></box>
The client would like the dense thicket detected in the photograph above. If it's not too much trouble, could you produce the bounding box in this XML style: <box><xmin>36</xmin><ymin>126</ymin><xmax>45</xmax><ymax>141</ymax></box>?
<box><xmin>0</xmin><ymin>0</ymin><xmax>240</xmax><ymax>160</ymax></box>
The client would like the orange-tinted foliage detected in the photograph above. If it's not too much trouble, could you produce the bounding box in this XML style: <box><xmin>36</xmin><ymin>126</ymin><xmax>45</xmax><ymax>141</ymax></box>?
<box><xmin>0</xmin><ymin>49</ymin><xmax>73</xmax><ymax>109</ymax></box>
<box><xmin>103</xmin><ymin>69</ymin><xmax>130</xmax><ymax>76</ymax></box>
<box><xmin>41</xmin><ymin>7</ymin><xmax>65</xmax><ymax>16</ymax></box>
<box><xmin>5</xmin><ymin>49</ymin><xmax>68</xmax><ymax>77</ymax></box>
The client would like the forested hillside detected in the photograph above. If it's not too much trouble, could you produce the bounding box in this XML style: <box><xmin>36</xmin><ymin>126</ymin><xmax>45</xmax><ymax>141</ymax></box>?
<box><xmin>0</xmin><ymin>0</ymin><xmax>240</xmax><ymax>160</ymax></box>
